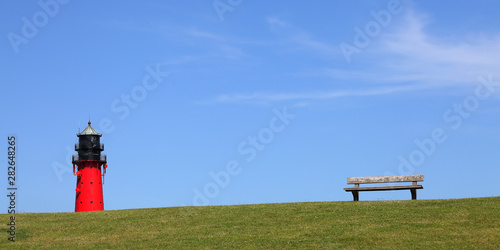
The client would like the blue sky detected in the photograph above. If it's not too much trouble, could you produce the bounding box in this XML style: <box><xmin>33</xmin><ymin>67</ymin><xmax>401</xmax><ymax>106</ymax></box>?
<box><xmin>1</xmin><ymin>0</ymin><xmax>500</xmax><ymax>213</ymax></box>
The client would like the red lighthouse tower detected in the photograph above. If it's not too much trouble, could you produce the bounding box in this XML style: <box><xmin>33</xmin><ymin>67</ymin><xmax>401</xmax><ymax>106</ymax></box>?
<box><xmin>72</xmin><ymin>121</ymin><xmax>108</xmax><ymax>212</ymax></box>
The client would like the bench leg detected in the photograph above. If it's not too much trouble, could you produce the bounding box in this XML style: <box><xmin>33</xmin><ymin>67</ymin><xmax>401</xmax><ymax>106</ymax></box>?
<box><xmin>352</xmin><ymin>191</ymin><xmax>359</xmax><ymax>201</ymax></box>
<box><xmin>410</xmin><ymin>189</ymin><xmax>417</xmax><ymax>200</ymax></box>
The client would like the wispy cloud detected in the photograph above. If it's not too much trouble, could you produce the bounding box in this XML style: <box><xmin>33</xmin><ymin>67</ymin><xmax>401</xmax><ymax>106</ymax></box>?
<box><xmin>266</xmin><ymin>17</ymin><xmax>340</xmax><ymax>57</ymax></box>
<box><xmin>213</xmin><ymin>84</ymin><xmax>426</xmax><ymax>104</ymax></box>
<box><xmin>184</xmin><ymin>29</ymin><xmax>225</xmax><ymax>41</ymax></box>
<box><xmin>105</xmin><ymin>19</ymin><xmax>247</xmax><ymax>61</ymax></box>
<box><xmin>337</xmin><ymin>9</ymin><xmax>500</xmax><ymax>87</ymax></box>
<box><xmin>213</xmin><ymin>9</ymin><xmax>500</xmax><ymax>105</ymax></box>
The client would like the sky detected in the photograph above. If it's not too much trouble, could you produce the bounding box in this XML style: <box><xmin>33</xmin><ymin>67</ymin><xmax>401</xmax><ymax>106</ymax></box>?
<box><xmin>1</xmin><ymin>0</ymin><xmax>500</xmax><ymax>213</ymax></box>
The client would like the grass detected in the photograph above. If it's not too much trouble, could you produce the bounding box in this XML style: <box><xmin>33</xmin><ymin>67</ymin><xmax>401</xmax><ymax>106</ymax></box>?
<box><xmin>1</xmin><ymin>197</ymin><xmax>499</xmax><ymax>248</ymax></box>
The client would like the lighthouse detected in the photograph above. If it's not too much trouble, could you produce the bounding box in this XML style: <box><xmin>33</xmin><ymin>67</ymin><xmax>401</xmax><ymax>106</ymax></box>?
<box><xmin>72</xmin><ymin>121</ymin><xmax>108</xmax><ymax>212</ymax></box>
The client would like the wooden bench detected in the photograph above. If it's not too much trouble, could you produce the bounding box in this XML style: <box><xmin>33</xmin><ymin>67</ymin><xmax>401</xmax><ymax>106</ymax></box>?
<box><xmin>343</xmin><ymin>175</ymin><xmax>424</xmax><ymax>201</ymax></box>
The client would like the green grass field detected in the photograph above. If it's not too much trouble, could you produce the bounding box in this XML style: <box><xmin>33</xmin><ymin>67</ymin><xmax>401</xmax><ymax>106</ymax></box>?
<box><xmin>1</xmin><ymin>197</ymin><xmax>499</xmax><ymax>248</ymax></box>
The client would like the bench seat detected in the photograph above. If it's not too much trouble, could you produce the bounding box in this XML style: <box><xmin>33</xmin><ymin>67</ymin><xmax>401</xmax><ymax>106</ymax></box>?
<box><xmin>344</xmin><ymin>175</ymin><xmax>424</xmax><ymax>201</ymax></box>
<box><xmin>344</xmin><ymin>184</ymin><xmax>422</xmax><ymax>192</ymax></box>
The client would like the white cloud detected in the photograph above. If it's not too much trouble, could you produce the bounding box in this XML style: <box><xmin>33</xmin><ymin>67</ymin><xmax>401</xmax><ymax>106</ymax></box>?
<box><xmin>213</xmin><ymin>84</ymin><xmax>425</xmax><ymax>104</ymax></box>
<box><xmin>213</xmin><ymin>9</ymin><xmax>500</xmax><ymax>105</ymax></box>
<box><xmin>345</xmin><ymin>9</ymin><xmax>500</xmax><ymax>87</ymax></box>
<box><xmin>266</xmin><ymin>17</ymin><xmax>340</xmax><ymax>57</ymax></box>
<box><xmin>267</xmin><ymin>17</ymin><xmax>288</xmax><ymax>28</ymax></box>
<box><xmin>184</xmin><ymin>29</ymin><xmax>225</xmax><ymax>41</ymax></box>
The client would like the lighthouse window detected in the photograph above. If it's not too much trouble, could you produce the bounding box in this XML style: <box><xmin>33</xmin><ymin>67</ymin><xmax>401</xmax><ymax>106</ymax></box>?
<box><xmin>90</xmin><ymin>182</ymin><xmax>93</xmax><ymax>184</ymax></box>
<box><xmin>91</xmin><ymin>201</ymin><xmax>93</xmax><ymax>203</ymax></box>
<box><xmin>80</xmin><ymin>201</ymin><xmax>82</xmax><ymax>204</ymax></box>
<box><xmin>81</xmin><ymin>182</ymin><xmax>83</xmax><ymax>184</ymax></box>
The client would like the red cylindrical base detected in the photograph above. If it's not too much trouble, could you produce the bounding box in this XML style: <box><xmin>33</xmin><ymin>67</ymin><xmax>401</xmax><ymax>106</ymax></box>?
<box><xmin>75</xmin><ymin>161</ymin><xmax>104</xmax><ymax>212</ymax></box>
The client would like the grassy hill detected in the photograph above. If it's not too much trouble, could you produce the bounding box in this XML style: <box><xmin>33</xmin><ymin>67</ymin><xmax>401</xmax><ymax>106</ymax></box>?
<box><xmin>1</xmin><ymin>197</ymin><xmax>499</xmax><ymax>248</ymax></box>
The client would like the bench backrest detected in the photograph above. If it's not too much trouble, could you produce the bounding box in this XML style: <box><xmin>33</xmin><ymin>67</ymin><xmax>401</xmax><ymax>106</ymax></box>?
<box><xmin>347</xmin><ymin>175</ymin><xmax>424</xmax><ymax>184</ymax></box>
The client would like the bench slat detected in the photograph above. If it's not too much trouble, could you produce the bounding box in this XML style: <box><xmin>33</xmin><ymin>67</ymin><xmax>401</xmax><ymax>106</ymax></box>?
<box><xmin>347</xmin><ymin>175</ymin><xmax>424</xmax><ymax>184</ymax></box>
<box><xmin>344</xmin><ymin>185</ymin><xmax>423</xmax><ymax>191</ymax></box>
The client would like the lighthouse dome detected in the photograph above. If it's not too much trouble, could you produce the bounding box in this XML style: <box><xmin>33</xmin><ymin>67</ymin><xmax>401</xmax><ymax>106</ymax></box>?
<box><xmin>78</xmin><ymin>121</ymin><xmax>101</xmax><ymax>137</ymax></box>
